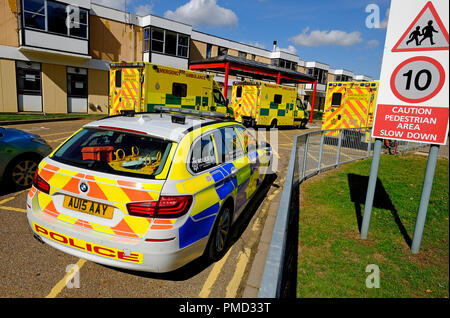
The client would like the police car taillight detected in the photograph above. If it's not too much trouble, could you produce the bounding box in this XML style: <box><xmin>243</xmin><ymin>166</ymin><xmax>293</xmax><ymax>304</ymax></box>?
<box><xmin>33</xmin><ymin>170</ymin><xmax>50</xmax><ymax>194</ymax></box>
<box><xmin>127</xmin><ymin>195</ymin><xmax>192</xmax><ymax>218</ymax></box>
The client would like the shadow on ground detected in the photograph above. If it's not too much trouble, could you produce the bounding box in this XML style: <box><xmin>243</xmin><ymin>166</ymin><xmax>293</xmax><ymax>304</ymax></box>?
<box><xmin>347</xmin><ymin>173</ymin><xmax>412</xmax><ymax>247</ymax></box>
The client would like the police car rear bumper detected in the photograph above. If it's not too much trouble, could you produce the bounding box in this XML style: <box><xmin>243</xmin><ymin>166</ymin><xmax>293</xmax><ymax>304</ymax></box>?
<box><xmin>27</xmin><ymin>204</ymin><xmax>208</xmax><ymax>273</ymax></box>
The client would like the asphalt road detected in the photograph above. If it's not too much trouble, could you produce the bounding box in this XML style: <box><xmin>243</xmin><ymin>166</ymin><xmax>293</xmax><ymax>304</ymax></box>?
<box><xmin>0</xmin><ymin>118</ymin><xmax>318</xmax><ymax>298</ymax></box>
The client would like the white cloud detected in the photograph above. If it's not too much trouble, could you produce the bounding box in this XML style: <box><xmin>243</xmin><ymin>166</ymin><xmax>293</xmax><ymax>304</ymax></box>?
<box><xmin>134</xmin><ymin>4</ymin><xmax>153</xmax><ymax>16</ymax></box>
<box><xmin>290</xmin><ymin>27</ymin><xmax>363</xmax><ymax>47</ymax></box>
<box><xmin>367</xmin><ymin>39</ymin><xmax>379</xmax><ymax>49</ymax></box>
<box><xmin>379</xmin><ymin>8</ymin><xmax>390</xmax><ymax>29</ymax></box>
<box><xmin>164</xmin><ymin>0</ymin><xmax>238</xmax><ymax>28</ymax></box>
<box><xmin>277</xmin><ymin>45</ymin><xmax>297</xmax><ymax>54</ymax></box>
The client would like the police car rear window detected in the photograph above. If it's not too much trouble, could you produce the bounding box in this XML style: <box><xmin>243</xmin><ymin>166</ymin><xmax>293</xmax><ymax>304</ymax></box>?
<box><xmin>51</xmin><ymin>128</ymin><xmax>172</xmax><ymax>179</ymax></box>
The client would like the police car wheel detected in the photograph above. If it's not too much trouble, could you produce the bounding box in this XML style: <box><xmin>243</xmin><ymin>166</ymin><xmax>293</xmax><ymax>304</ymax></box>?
<box><xmin>206</xmin><ymin>205</ymin><xmax>232</xmax><ymax>261</ymax></box>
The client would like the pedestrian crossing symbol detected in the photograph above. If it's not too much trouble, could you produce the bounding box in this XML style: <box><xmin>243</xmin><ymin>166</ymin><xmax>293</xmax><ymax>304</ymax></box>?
<box><xmin>392</xmin><ymin>1</ymin><xmax>449</xmax><ymax>52</ymax></box>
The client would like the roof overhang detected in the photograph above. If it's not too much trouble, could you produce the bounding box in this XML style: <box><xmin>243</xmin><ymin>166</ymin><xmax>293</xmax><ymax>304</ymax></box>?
<box><xmin>189</xmin><ymin>55</ymin><xmax>316</xmax><ymax>84</ymax></box>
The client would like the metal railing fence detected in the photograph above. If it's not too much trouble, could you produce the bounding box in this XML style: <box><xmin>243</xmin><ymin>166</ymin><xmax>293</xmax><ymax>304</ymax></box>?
<box><xmin>258</xmin><ymin>127</ymin><xmax>428</xmax><ymax>298</ymax></box>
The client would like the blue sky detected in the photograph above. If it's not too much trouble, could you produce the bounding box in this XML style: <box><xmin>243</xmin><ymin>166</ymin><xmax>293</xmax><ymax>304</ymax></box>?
<box><xmin>93</xmin><ymin>0</ymin><xmax>391</xmax><ymax>79</ymax></box>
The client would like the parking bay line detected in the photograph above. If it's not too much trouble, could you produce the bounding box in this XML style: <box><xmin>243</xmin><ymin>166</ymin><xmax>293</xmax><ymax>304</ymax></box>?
<box><xmin>199</xmin><ymin>248</ymin><xmax>233</xmax><ymax>298</ymax></box>
<box><xmin>45</xmin><ymin>258</ymin><xmax>87</xmax><ymax>298</ymax></box>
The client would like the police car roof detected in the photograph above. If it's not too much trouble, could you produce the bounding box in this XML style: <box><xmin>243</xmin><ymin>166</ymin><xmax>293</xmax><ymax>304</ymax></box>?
<box><xmin>84</xmin><ymin>113</ymin><xmax>223</xmax><ymax>142</ymax></box>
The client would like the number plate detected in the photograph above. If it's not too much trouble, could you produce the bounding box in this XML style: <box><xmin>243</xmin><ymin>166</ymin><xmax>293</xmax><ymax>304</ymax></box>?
<box><xmin>63</xmin><ymin>196</ymin><xmax>114</xmax><ymax>219</ymax></box>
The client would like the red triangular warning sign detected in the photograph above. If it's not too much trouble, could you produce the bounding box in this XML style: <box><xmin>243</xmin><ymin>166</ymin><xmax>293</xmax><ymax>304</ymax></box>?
<box><xmin>392</xmin><ymin>1</ymin><xmax>449</xmax><ymax>52</ymax></box>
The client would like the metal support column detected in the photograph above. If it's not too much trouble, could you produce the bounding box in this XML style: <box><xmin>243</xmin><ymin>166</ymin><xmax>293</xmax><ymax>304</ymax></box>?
<box><xmin>411</xmin><ymin>144</ymin><xmax>440</xmax><ymax>254</ymax></box>
<box><xmin>309</xmin><ymin>80</ymin><xmax>317</xmax><ymax>124</ymax></box>
<box><xmin>361</xmin><ymin>138</ymin><xmax>383</xmax><ymax>239</ymax></box>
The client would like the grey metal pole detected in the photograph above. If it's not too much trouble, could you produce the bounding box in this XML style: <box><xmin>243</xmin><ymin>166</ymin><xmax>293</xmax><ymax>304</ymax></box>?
<box><xmin>301</xmin><ymin>134</ymin><xmax>309</xmax><ymax>180</ymax></box>
<box><xmin>335</xmin><ymin>130</ymin><xmax>343</xmax><ymax>166</ymax></box>
<box><xmin>411</xmin><ymin>144</ymin><xmax>440</xmax><ymax>254</ymax></box>
<box><xmin>317</xmin><ymin>131</ymin><xmax>325</xmax><ymax>172</ymax></box>
<box><xmin>360</xmin><ymin>138</ymin><xmax>383</xmax><ymax>239</ymax></box>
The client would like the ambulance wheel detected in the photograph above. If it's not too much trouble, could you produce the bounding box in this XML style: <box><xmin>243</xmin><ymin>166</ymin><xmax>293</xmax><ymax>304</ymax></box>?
<box><xmin>205</xmin><ymin>202</ymin><xmax>233</xmax><ymax>261</ymax></box>
<box><xmin>270</xmin><ymin>119</ymin><xmax>278</xmax><ymax>129</ymax></box>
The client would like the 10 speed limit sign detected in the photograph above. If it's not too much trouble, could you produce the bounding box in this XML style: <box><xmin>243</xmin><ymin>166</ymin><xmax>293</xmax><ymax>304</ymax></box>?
<box><xmin>372</xmin><ymin>0</ymin><xmax>449</xmax><ymax>145</ymax></box>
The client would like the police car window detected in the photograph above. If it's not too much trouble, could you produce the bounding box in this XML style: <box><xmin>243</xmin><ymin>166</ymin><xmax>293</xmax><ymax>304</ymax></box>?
<box><xmin>190</xmin><ymin>135</ymin><xmax>216</xmax><ymax>173</ymax></box>
<box><xmin>235</xmin><ymin>126</ymin><xmax>257</xmax><ymax>154</ymax></box>
<box><xmin>173</xmin><ymin>82</ymin><xmax>187</xmax><ymax>97</ymax></box>
<box><xmin>51</xmin><ymin>128</ymin><xmax>172</xmax><ymax>179</ymax></box>
<box><xmin>331</xmin><ymin>93</ymin><xmax>342</xmax><ymax>106</ymax></box>
<box><xmin>214</xmin><ymin>126</ymin><xmax>244</xmax><ymax>162</ymax></box>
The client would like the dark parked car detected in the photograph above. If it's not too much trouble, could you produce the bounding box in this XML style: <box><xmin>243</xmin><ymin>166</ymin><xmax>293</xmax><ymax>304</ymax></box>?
<box><xmin>0</xmin><ymin>127</ymin><xmax>52</xmax><ymax>189</ymax></box>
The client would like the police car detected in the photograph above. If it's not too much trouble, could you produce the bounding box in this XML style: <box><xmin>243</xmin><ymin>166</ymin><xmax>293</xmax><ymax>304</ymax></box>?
<box><xmin>27</xmin><ymin>108</ymin><xmax>272</xmax><ymax>272</ymax></box>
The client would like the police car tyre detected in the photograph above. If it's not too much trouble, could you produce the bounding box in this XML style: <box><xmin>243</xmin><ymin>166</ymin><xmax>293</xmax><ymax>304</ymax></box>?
<box><xmin>206</xmin><ymin>203</ymin><xmax>233</xmax><ymax>261</ymax></box>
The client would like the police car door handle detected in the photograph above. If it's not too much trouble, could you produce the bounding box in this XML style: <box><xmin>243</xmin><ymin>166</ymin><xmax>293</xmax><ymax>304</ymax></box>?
<box><xmin>230</xmin><ymin>167</ymin><xmax>238</xmax><ymax>176</ymax></box>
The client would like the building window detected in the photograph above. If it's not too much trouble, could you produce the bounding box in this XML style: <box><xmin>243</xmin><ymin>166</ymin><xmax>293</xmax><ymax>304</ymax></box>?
<box><xmin>273</xmin><ymin>59</ymin><xmax>297</xmax><ymax>71</ymax></box>
<box><xmin>251</xmin><ymin>54</ymin><xmax>256</xmax><ymax>61</ymax></box>
<box><xmin>21</xmin><ymin>0</ymin><xmax>89</xmax><ymax>39</ymax></box>
<box><xmin>147</xmin><ymin>27</ymin><xmax>190</xmax><ymax>58</ymax></box>
<box><xmin>143</xmin><ymin>28</ymin><xmax>150</xmax><ymax>52</ymax></box>
<box><xmin>238</xmin><ymin>51</ymin><xmax>246</xmax><ymax>59</ymax></box>
<box><xmin>218</xmin><ymin>47</ymin><xmax>228</xmax><ymax>56</ymax></box>
<box><xmin>16</xmin><ymin>61</ymin><xmax>42</xmax><ymax>96</ymax></box>
<box><xmin>206</xmin><ymin>44</ymin><xmax>212</xmax><ymax>58</ymax></box>
<box><xmin>67</xmin><ymin>67</ymin><xmax>88</xmax><ymax>98</ymax></box>
<box><xmin>23</xmin><ymin>0</ymin><xmax>45</xmax><ymax>30</ymax></box>
<box><xmin>151</xmin><ymin>27</ymin><xmax>164</xmax><ymax>53</ymax></box>
<box><xmin>178</xmin><ymin>34</ymin><xmax>189</xmax><ymax>57</ymax></box>
<box><xmin>307</xmin><ymin>68</ymin><xmax>328</xmax><ymax>85</ymax></box>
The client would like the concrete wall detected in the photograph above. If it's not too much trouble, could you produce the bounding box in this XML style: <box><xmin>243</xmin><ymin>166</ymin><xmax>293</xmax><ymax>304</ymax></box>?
<box><xmin>89</xmin><ymin>15</ymin><xmax>143</xmax><ymax>63</ymax></box>
<box><xmin>0</xmin><ymin>0</ymin><xmax>19</xmax><ymax>48</ymax></box>
<box><xmin>42</xmin><ymin>63</ymin><xmax>67</xmax><ymax>114</ymax></box>
<box><xmin>88</xmin><ymin>69</ymin><xmax>109</xmax><ymax>114</ymax></box>
<box><xmin>0</xmin><ymin>58</ymin><xmax>17</xmax><ymax>112</ymax></box>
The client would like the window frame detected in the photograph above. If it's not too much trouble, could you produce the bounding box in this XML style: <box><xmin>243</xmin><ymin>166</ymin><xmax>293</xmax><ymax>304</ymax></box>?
<box><xmin>187</xmin><ymin>132</ymin><xmax>218</xmax><ymax>175</ymax></box>
<box><xmin>67</xmin><ymin>67</ymin><xmax>88</xmax><ymax>98</ymax></box>
<box><xmin>21</xmin><ymin>0</ymin><xmax>89</xmax><ymax>40</ymax></box>
<box><xmin>149</xmin><ymin>27</ymin><xmax>190</xmax><ymax>59</ymax></box>
<box><xmin>16</xmin><ymin>61</ymin><xmax>42</xmax><ymax>96</ymax></box>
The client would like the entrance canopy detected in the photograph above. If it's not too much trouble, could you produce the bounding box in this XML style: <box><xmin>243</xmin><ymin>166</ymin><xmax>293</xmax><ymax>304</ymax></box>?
<box><xmin>189</xmin><ymin>55</ymin><xmax>318</xmax><ymax>123</ymax></box>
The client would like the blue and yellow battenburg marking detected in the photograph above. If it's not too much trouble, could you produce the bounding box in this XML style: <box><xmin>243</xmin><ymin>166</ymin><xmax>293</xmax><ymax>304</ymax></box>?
<box><xmin>177</xmin><ymin>150</ymin><xmax>262</xmax><ymax>249</ymax></box>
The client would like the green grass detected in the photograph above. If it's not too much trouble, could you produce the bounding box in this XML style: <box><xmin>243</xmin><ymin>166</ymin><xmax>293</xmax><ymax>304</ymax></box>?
<box><xmin>0</xmin><ymin>113</ymin><xmax>104</xmax><ymax>121</ymax></box>
<box><xmin>297</xmin><ymin>154</ymin><xmax>449</xmax><ymax>298</ymax></box>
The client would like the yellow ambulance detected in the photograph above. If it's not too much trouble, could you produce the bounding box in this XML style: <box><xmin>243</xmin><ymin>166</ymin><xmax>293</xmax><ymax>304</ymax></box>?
<box><xmin>321</xmin><ymin>81</ymin><xmax>378</xmax><ymax>139</ymax></box>
<box><xmin>109</xmin><ymin>62</ymin><xmax>232</xmax><ymax>116</ymax></box>
<box><xmin>230</xmin><ymin>81</ymin><xmax>309</xmax><ymax>128</ymax></box>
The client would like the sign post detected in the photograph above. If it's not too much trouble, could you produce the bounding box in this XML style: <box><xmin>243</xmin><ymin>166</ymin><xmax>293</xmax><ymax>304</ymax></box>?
<box><xmin>361</xmin><ymin>0</ymin><xmax>449</xmax><ymax>253</ymax></box>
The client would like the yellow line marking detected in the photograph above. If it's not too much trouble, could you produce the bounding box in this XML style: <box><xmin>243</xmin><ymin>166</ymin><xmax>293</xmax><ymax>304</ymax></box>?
<box><xmin>199</xmin><ymin>248</ymin><xmax>233</xmax><ymax>298</ymax></box>
<box><xmin>0</xmin><ymin>206</ymin><xmax>26</xmax><ymax>213</ymax></box>
<box><xmin>225</xmin><ymin>248</ymin><xmax>250</xmax><ymax>298</ymax></box>
<box><xmin>45</xmin><ymin>258</ymin><xmax>87</xmax><ymax>298</ymax></box>
<box><xmin>0</xmin><ymin>197</ymin><xmax>16</xmax><ymax>205</ymax></box>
